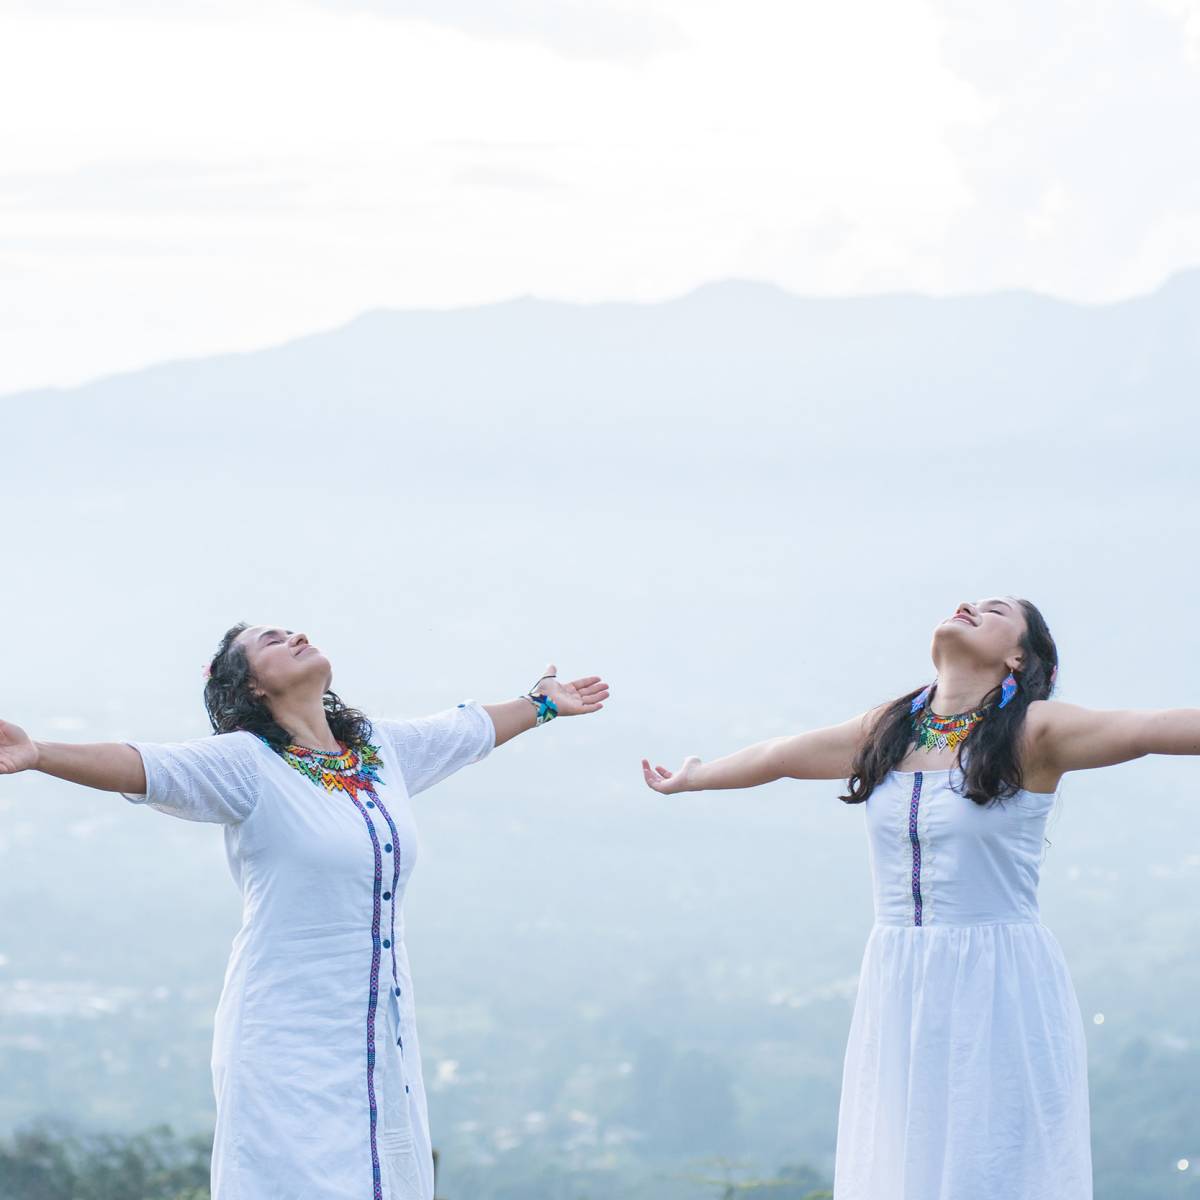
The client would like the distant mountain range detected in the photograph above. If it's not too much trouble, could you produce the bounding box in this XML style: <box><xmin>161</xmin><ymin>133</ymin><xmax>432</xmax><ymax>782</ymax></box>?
<box><xmin>7</xmin><ymin>270</ymin><xmax>1199</xmax><ymax>494</ymax></box>
<box><xmin>3</xmin><ymin>272</ymin><xmax>1199</xmax><ymax>1200</ymax></box>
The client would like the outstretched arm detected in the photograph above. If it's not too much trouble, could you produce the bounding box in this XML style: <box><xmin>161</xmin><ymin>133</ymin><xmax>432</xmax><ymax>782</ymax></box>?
<box><xmin>1030</xmin><ymin>699</ymin><xmax>1200</xmax><ymax>775</ymax></box>
<box><xmin>0</xmin><ymin>720</ymin><xmax>146</xmax><ymax>793</ymax></box>
<box><xmin>5</xmin><ymin>720</ymin><xmax>260</xmax><ymax>823</ymax></box>
<box><xmin>642</xmin><ymin>708</ymin><xmax>880</xmax><ymax>794</ymax></box>
<box><xmin>484</xmin><ymin>662</ymin><xmax>609</xmax><ymax>749</ymax></box>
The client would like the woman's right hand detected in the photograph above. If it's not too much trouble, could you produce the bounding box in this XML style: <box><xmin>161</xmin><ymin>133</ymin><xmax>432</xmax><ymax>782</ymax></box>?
<box><xmin>0</xmin><ymin>721</ymin><xmax>38</xmax><ymax>775</ymax></box>
<box><xmin>641</xmin><ymin>755</ymin><xmax>701</xmax><ymax>794</ymax></box>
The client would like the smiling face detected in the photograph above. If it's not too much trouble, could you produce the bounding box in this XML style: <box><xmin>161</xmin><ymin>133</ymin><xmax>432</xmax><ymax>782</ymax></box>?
<box><xmin>932</xmin><ymin>596</ymin><xmax>1029</xmax><ymax>674</ymax></box>
<box><xmin>236</xmin><ymin>625</ymin><xmax>332</xmax><ymax>702</ymax></box>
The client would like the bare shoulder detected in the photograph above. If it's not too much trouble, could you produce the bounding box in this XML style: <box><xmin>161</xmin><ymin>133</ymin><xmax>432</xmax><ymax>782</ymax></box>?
<box><xmin>1018</xmin><ymin>699</ymin><xmax>1070</xmax><ymax>792</ymax></box>
<box><xmin>1019</xmin><ymin>697</ymin><xmax>1155</xmax><ymax>777</ymax></box>
<box><xmin>1023</xmin><ymin>698</ymin><xmax>1053</xmax><ymax>737</ymax></box>
<box><xmin>850</xmin><ymin>698</ymin><xmax>1133</xmax><ymax>793</ymax></box>
<box><xmin>1023</xmin><ymin>698</ymin><xmax>1091</xmax><ymax>739</ymax></box>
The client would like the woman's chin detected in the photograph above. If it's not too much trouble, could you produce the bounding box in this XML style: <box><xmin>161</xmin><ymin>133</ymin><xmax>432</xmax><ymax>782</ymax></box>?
<box><xmin>295</xmin><ymin>654</ymin><xmax>332</xmax><ymax>686</ymax></box>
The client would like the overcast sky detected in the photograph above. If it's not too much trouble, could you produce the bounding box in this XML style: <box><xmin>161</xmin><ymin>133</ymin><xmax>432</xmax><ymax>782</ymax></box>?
<box><xmin>2</xmin><ymin>0</ymin><xmax>1199</xmax><ymax>394</ymax></box>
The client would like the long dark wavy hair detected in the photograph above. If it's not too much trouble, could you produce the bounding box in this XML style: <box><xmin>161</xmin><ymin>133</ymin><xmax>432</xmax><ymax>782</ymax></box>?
<box><xmin>202</xmin><ymin>622</ymin><xmax>374</xmax><ymax>752</ymax></box>
<box><xmin>840</xmin><ymin>599</ymin><xmax>1059</xmax><ymax>807</ymax></box>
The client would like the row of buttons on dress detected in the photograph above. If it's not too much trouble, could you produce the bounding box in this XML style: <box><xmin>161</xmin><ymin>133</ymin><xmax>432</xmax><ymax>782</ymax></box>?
<box><xmin>366</xmin><ymin>797</ymin><xmax>409</xmax><ymax>1085</ymax></box>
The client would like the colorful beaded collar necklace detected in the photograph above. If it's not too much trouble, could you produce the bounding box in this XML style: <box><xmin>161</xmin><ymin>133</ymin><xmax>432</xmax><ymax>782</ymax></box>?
<box><xmin>912</xmin><ymin>706</ymin><xmax>986</xmax><ymax>753</ymax></box>
<box><xmin>268</xmin><ymin>737</ymin><xmax>385</xmax><ymax>803</ymax></box>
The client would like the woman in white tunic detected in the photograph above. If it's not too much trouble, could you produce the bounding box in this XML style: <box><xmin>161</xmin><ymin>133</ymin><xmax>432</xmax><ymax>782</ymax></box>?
<box><xmin>0</xmin><ymin>622</ymin><xmax>609</xmax><ymax>1200</ymax></box>
<box><xmin>643</xmin><ymin>595</ymin><xmax>1198</xmax><ymax>1200</ymax></box>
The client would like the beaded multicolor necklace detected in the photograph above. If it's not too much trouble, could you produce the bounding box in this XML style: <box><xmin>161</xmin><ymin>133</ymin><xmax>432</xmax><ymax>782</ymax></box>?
<box><xmin>271</xmin><ymin>738</ymin><xmax>385</xmax><ymax>803</ymax></box>
<box><xmin>911</xmin><ymin>705</ymin><xmax>987</xmax><ymax>753</ymax></box>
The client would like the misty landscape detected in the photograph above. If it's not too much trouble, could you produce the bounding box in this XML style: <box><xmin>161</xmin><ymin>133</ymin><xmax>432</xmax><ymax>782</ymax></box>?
<box><xmin>2</xmin><ymin>275</ymin><xmax>1199</xmax><ymax>1198</ymax></box>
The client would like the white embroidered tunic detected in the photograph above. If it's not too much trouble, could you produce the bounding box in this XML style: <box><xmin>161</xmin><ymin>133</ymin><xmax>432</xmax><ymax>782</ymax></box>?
<box><xmin>121</xmin><ymin>701</ymin><xmax>495</xmax><ymax>1200</ymax></box>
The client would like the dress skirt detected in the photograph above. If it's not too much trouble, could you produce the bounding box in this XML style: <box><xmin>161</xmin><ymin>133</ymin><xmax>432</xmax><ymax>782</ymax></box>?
<box><xmin>833</xmin><ymin>921</ymin><xmax>1093</xmax><ymax>1200</ymax></box>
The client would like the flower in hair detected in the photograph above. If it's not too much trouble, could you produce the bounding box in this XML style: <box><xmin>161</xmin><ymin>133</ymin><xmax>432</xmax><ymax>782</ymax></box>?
<box><xmin>202</xmin><ymin>663</ymin><xmax>213</xmax><ymax>680</ymax></box>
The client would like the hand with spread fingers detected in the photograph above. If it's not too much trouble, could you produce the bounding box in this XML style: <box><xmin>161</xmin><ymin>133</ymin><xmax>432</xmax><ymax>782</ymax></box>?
<box><xmin>529</xmin><ymin>662</ymin><xmax>609</xmax><ymax>717</ymax></box>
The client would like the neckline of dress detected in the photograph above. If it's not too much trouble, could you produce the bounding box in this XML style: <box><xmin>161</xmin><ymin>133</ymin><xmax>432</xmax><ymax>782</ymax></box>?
<box><xmin>889</xmin><ymin>765</ymin><xmax>1058</xmax><ymax>798</ymax></box>
<box><xmin>288</xmin><ymin>740</ymin><xmax>348</xmax><ymax>753</ymax></box>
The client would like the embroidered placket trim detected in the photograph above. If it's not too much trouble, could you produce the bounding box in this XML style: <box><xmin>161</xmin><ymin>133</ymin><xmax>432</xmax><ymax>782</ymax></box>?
<box><xmin>345</xmin><ymin>786</ymin><xmax>385</xmax><ymax>1200</ymax></box>
<box><xmin>373</xmin><ymin>794</ymin><xmax>405</xmax><ymax>1053</ymax></box>
<box><xmin>909</xmin><ymin>771</ymin><xmax>924</xmax><ymax>926</ymax></box>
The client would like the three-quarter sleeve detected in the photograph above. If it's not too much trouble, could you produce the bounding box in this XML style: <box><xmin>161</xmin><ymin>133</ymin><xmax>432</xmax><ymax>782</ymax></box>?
<box><xmin>375</xmin><ymin>700</ymin><xmax>496</xmax><ymax>797</ymax></box>
<box><xmin>120</xmin><ymin>730</ymin><xmax>264</xmax><ymax>824</ymax></box>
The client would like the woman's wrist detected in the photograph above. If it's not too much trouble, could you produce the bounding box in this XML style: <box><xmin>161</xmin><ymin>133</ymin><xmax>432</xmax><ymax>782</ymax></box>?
<box><xmin>522</xmin><ymin>669</ymin><xmax>559</xmax><ymax>726</ymax></box>
<box><xmin>521</xmin><ymin>691</ymin><xmax>558</xmax><ymax>725</ymax></box>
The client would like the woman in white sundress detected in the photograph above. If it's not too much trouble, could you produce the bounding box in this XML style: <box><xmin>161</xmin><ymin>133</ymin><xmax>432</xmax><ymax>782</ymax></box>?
<box><xmin>0</xmin><ymin>621</ymin><xmax>609</xmax><ymax>1200</ymax></box>
<box><xmin>643</xmin><ymin>594</ymin><xmax>1196</xmax><ymax>1200</ymax></box>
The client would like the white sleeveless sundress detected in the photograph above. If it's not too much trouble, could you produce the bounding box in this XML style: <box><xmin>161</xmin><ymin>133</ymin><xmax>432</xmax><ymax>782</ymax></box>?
<box><xmin>833</xmin><ymin>765</ymin><xmax>1093</xmax><ymax>1200</ymax></box>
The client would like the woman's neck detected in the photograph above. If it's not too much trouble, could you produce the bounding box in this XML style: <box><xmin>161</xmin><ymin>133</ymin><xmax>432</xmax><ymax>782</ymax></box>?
<box><xmin>269</xmin><ymin>694</ymin><xmax>339</xmax><ymax>751</ymax></box>
<box><xmin>929</xmin><ymin>664</ymin><xmax>1002</xmax><ymax>716</ymax></box>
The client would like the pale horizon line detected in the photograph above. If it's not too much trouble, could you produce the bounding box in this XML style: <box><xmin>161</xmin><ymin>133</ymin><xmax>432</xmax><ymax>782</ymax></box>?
<box><xmin>6</xmin><ymin>264</ymin><xmax>1198</xmax><ymax>404</ymax></box>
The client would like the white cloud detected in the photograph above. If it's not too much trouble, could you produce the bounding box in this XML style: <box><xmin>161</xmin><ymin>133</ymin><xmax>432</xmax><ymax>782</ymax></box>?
<box><xmin>931</xmin><ymin>0</ymin><xmax>1200</xmax><ymax>299</ymax></box>
<box><xmin>451</xmin><ymin>162</ymin><xmax>564</xmax><ymax>193</ymax></box>
<box><xmin>322</xmin><ymin>0</ymin><xmax>685</xmax><ymax>61</ymax></box>
<box><xmin>1024</xmin><ymin>180</ymin><xmax>1072</xmax><ymax>240</ymax></box>
<box><xmin>1150</xmin><ymin>0</ymin><xmax>1200</xmax><ymax>62</ymax></box>
<box><xmin>0</xmin><ymin>0</ymin><xmax>1196</xmax><ymax>392</ymax></box>
<box><xmin>0</xmin><ymin>160</ymin><xmax>307</xmax><ymax>212</ymax></box>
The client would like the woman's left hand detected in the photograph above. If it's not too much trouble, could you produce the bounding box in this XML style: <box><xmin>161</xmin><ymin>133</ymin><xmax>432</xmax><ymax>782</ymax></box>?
<box><xmin>531</xmin><ymin>662</ymin><xmax>609</xmax><ymax>717</ymax></box>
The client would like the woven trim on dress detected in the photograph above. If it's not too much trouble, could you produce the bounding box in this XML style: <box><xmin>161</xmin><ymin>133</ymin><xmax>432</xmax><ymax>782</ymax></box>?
<box><xmin>908</xmin><ymin>772</ymin><xmax>924</xmax><ymax>926</ymax></box>
<box><xmin>373</xmin><ymin>793</ymin><xmax>405</xmax><ymax>1054</ymax></box>
<box><xmin>344</xmin><ymin>780</ymin><xmax>386</xmax><ymax>1200</ymax></box>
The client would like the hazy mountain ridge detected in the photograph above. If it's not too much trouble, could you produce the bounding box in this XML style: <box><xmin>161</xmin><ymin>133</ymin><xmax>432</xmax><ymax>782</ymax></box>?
<box><xmin>2</xmin><ymin>273</ymin><xmax>1199</xmax><ymax>1200</ymax></box>
<box><xmin>5</xmin><ymin>271</ymin><xmax>1199</xmax><ymax>492</ymax></box>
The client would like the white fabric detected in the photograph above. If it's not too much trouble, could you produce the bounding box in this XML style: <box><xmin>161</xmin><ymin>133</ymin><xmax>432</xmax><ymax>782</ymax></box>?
<box><xmin>121</xmin><ymin>701</ymin><xmax>496</xmax><ymax>1200</ymax></box>
<box><xmin>120</xmin><ymin>730</ymin><xmax>263</xmax><ymax>824</ymax></box>
<box><xmin>834</xmin><ymin>765</ymin><xmax>1093</xmax><ymax>1200</ymax></box>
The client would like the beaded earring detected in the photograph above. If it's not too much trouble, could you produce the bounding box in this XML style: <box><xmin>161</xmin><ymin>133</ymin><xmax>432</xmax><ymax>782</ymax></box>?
<box><xmin>910</xmin><ymin>683</ymin><xmax>934</xmax><ymax>714</ymax></box>
<box><xmin>998</xmin><ymin>670</ymin><xmax>1018</xmax><ymax>709</ymax></box>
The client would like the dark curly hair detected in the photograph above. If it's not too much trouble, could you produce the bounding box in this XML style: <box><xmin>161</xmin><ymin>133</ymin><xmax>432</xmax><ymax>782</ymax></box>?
<box><xmin>203</xmin><ymin>622</ymin><xmax>374</xmax><ymax>752</ymax></box>
<box><xmin>840</xmin><ymin>598</ymin><xmax>1059</xmax><ymax>807</ymax></box>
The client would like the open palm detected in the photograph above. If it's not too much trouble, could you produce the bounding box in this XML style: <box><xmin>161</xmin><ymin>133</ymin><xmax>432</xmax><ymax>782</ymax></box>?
<box><xmin>641</xmin><ymin>755</ymin><xmax>701</xmax><ymax>794</ymax></box>
<box><xmin>534</xmin><ymin>663</ymin><xmax>609</xmax><ymax>717</ymax></box>
<box><xmin>0</xmin><ymin>720</ymin><xmax>38</xmax><ymax>775</ymax></box>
